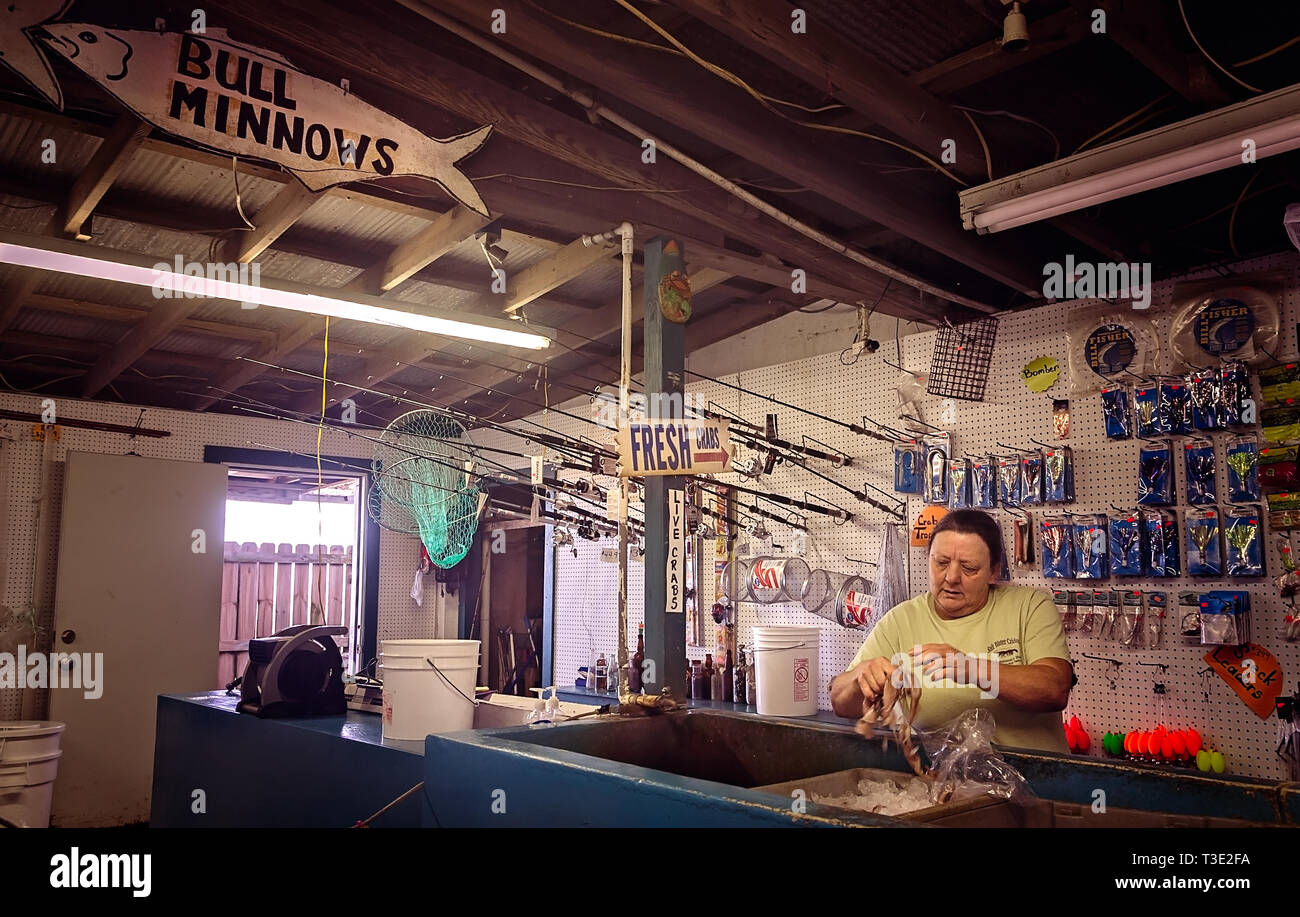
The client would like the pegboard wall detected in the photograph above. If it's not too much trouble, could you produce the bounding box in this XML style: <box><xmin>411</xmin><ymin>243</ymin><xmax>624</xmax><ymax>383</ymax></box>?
<box><xmin>0</xmin><ymin>391</ymin><xmax>441</xmax><ymax>722</ymax></box>
<box><xmin>484</xmin><ymin>249</ymin><xmax>1300</xmax><ymax>782</ymax></box>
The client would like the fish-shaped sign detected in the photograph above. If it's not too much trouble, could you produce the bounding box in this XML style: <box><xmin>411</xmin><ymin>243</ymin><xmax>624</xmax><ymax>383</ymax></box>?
<box><xmin>3</xmin><ymin>19</ymin><xmax>492</xmax><ymax>215</ymax></box>
<box><xmin>0</xmin><ymin>1</ymin><xmax>71</xmax><ymax>109</ymax></box>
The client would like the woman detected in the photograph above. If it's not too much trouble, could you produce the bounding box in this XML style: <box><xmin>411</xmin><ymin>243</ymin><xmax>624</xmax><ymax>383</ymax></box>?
<box><xmin>829</xmin><ymin>509</ymin><xmax>1073</xmax><ymax>752</ymax></box>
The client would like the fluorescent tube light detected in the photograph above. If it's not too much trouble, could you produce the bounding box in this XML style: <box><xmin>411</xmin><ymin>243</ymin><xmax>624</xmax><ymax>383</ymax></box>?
<box><xmin>0</xmin><ymin>232</ymin><xmax>551</xmax><ymax>350</ymax></box>
<box><xmin>959</xmin><ymin>83</ymin><xmax>1300</xmax><ymax>234</ymax></box>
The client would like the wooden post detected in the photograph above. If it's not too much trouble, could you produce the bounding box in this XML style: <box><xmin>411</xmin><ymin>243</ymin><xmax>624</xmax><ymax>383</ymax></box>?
<box><xmin>641</xmin><ymin>237</ymin><xmax>687</xmax><ymax>699</ymax></box>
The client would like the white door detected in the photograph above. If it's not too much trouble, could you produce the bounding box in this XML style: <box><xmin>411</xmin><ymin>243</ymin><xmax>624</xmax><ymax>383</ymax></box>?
<box><xmin>49</xmin><ymin>451</ymin><xmax>227</xmax><ymax>826</ymax></box>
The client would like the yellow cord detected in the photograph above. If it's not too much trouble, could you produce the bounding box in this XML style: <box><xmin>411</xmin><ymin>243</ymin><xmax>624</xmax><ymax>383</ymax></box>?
<box><xmin>1177</xmin><ymin>0</ymin><xmax>1264</xmax><ymax>93</ymax></box>
<box><xmin>1072</xmin><ymin>93</ymin><xmax>1173</xmax><ymax>154</ymax></box>
<box><xmin>1234</xmin><ymin>34</ymin><xmax>1300</xmax><ymax>67</ymax></box>
<box><xmin>317</xmin><ymin>316</ymin><xmax>329</xmax><ymax>541</ymax></box>
<box><xmin>608</xmin><ymin>0</ymin><xmax>966</xmax><ymax>185</ymax></box>
<box><xmin>960</xmin><ymin>110</ymin><xmax>993</xmax><ymax>181</ymax></box>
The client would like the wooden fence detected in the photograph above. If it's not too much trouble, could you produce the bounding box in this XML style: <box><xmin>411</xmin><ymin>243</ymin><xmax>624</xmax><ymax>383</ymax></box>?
<box><xmin>218</xmin><ymin>542</ymin><xmax>353</xmax><ymax>687</ymax></box>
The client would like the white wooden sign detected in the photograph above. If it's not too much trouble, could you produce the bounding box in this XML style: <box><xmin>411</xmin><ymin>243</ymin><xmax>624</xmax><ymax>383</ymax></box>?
<box><xmin>616</xmin><ymin>419</ymin><xmax>731</xmax><ymax>476</ymax></box>
<box><xmin>666</xmin><ymin>488</ymin><xmax>686</xmax><ymax>614</ymax></box>
<box><xmin>16</xmin><ymin>24</ymin><xmax>491</xmax><ymax>213</ymax></box>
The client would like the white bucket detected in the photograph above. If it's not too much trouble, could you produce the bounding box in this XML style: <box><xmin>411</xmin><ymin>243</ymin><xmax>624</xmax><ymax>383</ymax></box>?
<box><xmin>752</xmin><ymin>625</ymin><xmax>820</xmax><ymax>716</ymax></box>
<box><xmin>379</xmin><ymin>639</ymin><xmax>480</xmax><ymax>740</ymax></box>
<box><xmin>0</xmin><ymin>721</ymin><xmax>65</xmax><ymax>763</ymax></box>
<box><xmin>0</xmin><ymin>749</ymin><xmax>62</xmax><ymax>827</ymax></box>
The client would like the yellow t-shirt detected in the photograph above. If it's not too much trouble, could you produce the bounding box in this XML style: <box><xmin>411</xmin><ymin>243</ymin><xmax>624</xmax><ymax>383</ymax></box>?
<box><xmin>847</xmin><ymin>584</ymin><xmax>1071</xmax><ymax>753</ymax></box>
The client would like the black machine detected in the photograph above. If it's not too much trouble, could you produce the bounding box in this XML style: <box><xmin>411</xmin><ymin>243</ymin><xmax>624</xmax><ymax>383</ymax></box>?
<box><xmin>237</xmin><ymin>625</ymin><xmax>347</xmax><ymax>718</ymax></box>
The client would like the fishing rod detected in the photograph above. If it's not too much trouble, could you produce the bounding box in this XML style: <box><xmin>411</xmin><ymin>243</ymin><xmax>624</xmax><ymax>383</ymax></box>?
<box><xmin>683</xmin><ymin>368</ymin><xmax>895</xmax><ymax>442</ymax></box>
<box><xmin>695</xmin><ymin>477</ymin><xmax>853</xmax><ymax>523</ymax></box>
<box><xmin>198</xmin><ymin>387</ymin><xmax>600</xmax><ymax>487</ymax></box>
<box><xmin>229</xmin><ymin>359</ymin><xmax>617</xmax><ymax>461</ymax></box>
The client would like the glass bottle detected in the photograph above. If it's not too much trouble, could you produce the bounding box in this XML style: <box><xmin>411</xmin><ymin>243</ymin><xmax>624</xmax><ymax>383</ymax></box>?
<box><xmin>685</xmin><ymin>658</ymin><xmax>692</xmax><ymax>699</ymax></box>
<box><xmin>691</xmin><ymin>661</ymin><xmax>710</xmax><ymax>700</ymax></box>
<box><xmin>734</xmin><ymin>647</ymin><xmax>749</xmax><ymax>705</ymax></box>
<box><xmin>594</xmin><ymin>653</ymin><xmax>607</xmax><ymax>692</ymax></box>
<box><xmin>746</xmin><ymin>650</ymin><xmax>757</xmax><ymax>704</ymax></box>
<box><xmin>629</xmin><ymin>625</ymin><xmax>645</xmax><ymax>693</ymax></box>
<box><xmin>722</xmin><ymin>648</ymin><xmax>734</xmax><ymax>704</ymax></box>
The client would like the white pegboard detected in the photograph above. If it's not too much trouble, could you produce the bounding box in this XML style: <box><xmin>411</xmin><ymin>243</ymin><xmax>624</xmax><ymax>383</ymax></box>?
<box><xmin>895</xmin><ymin>251</ymin><xmax>1300</xmax><ymax>781</ymax></box>
<box><xmin>0</xmin><ymin>391</ymin><xmax>433</xmax><ymax>722</ymax></box>
<box><xmin>484</xmin><ymin>250</ymin><xmax>1300</xmax><ymax>781</ymax></box>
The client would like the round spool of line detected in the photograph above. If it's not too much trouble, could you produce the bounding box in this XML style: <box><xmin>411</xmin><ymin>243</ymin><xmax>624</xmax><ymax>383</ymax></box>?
<box><xmin>1168</xmin><ymin>283</ymin><xmax>1279</xmax><ymax>369</ymax></box>
<box><xmin>1066</xmin><ymin>310</ymin><xmax>1160</xmax><ymax>396</ymax></box>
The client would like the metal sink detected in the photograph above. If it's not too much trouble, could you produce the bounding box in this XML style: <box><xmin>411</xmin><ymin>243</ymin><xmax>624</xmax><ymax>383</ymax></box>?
<box><xmin>501</xmin><ymin>708</ymin><xmax>913</xmax><ymax>788</ymax></box>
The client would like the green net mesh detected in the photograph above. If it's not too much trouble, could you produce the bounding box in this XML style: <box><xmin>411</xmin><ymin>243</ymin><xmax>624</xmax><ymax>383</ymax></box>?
<box><xmin>368</xmin><ymin>410</ymin><xmax>481</xmax><ymax>568</ymax></box>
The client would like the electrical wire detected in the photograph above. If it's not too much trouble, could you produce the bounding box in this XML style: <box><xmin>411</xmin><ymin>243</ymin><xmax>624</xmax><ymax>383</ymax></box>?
<box><xmin>1228</xmin><ymin>169</ymin><xmax>1263</xmax><ymax>258</ymax></box>
<box><xmin>230</xmin><ymin>156</ymin><xmax>258</xmax><ymax>230</ymax></box>
<box><xmin>954</xmin><ymin>105</ymin><xmax>1061</xmax><ymax>161</ymax></box>
<box><xmin>1177</xmin><ymin>0</ymin><xmax>1264</xmax><ymax>93</ymax></box>
<box><xmin>1234</xmin><ymin>35</ymin><xmax>1300</xmax><ymax>67</ymax></box>
<box><xmin>960</xmin><ymin>110</ymin><xmax>994</xmax><ymax>181</ymax></box>
<box><xmin>1072</xmin><ymin>94</ymin><xmax>1175</xmax><ymax>154</ymax></box>
<box><xmin>468</xmin><ymin>171</ymin><xmax>688</xmax><ymax>194</ymax></box>
<box><xmin>607</xmin><ymin>0</ymin><xmax>967</xmax><ymax>185</ymax></box>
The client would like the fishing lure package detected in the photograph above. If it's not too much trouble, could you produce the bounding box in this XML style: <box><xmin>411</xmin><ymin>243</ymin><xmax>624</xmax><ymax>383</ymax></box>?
<box><xmin>1108</xmin><ymin>512</ymin><xmax>1144</xmax><ymax>576</ymax></box>
<box><xmin>1133</xmin><ymin>384</ymin><xmax>1162</xmax><ymax>436</ymax></box>
<box><xmin>1072</xmin><ymin>514</ymin><xmax>1109</xmax><ymax>579</ymax></box>
<box><xmin>1160</xmin><ymin>378</ymin><xmax>1192</xmax><ymax>434</ymax></box>
<box><xmin>1199</xmin><ymin>590</ymin><xmax>1250</xmax><ymax>646</ymax></box>
<box><xmin>1072</xmin><ymin>591</ymin><xmax>1096</xmax><ymax>635</ymax></box>
<box><xmin>1142</xmin><ymin>508</ymin><xmax>1181</xmax><ymax>577</ymax></box>
<box><xmin>1145</xmin><ymin>592</ymin><xmax>1166</xmax><ymax>648</ymax></box>
<box><xmin>1224</xmin><ymin>507</ymin><xmax>1263</xmax><ymax>577</ymax></box>
<box><xmin>997</xmin><ymin>456</ymin><xmax>1022</xmax><ymax>507</ymax></box>
<box><xmin>1101</xmin><ymin>386</ymin><xmax>1132</xmax><ymax>439</ymax></box>
<box><xmin>1053</xmin><ymin>589</ymin><xmax>1075</xmax><ymax>631</ymax></box>
<box><xmin>1012</xmin><ymin>512</ymin><xmax>1035</xmax><ymax>567</ymax></box>
<box><xmin>1039</xmin><ymin>516</ymin><xmax>1075</xmax><ymax>579</ymax></box>
<box><xmin>1225</xmin><ymin>435</ymin><xmax>1260</xmax><ymax>503</ymax></box>
<box><xmin>1259</xmin><ymin>444</ymin><xmax>1300</xmax><ymax>489</ymax></box>
<box><xmin>1259</xmin><ymin>361</ymin><xmax>1300</xmax><ymax>406</ymax></box>
<box><xmin>948</xmin><ymin>457</ymin><xmax>971</xmax><ymax>509</ymax></box>
<box><xmin>1262</xmin><ymin>405</ymin><xmax>1300</xmax><ymax>445</ymax></box>
<box><xmin>1219</xmin><ymin>360</ymin><xmax>1249</xmax><ymax>427</ymax></box>
<box><xmin>1019</xmin><ymin>450</ymin><xmax>1044</xmax><ymax>506</ymax></box>
<box><xmin>923</xmin><ymin>440</ymin><xmax>949</xmax><ymax>504</ymax></box>
<box><xmin>1182</xmin><ymin>438</ymin><xmax>1217</xmax><ymax>505</ymax></box>
<box><xmin>1043</xmin><ymin>446</ymin><xmax>1074</xmax><ymax>503</ymax></box>
<box><xmin>969</xmin><ymin>456</ymin><xmax>996</xmax><ymax>509</ymax></box>
<box><xmin>1115</xmin><ymin>591</ymin><xmax>1144</xmax><ymax>647</ymax></box>
<box><xmin>893</xmin><ymin>441</ymin><xmax>923</xmax><ymax>494</ymax></box>
<box><xmin>1137</xmin><ymin>441</ymin><xmax>1173</xmax><ymax>505</ymax></box>
<box><xmin>1185</xmin><ymin>508</ymin><xmax>1223</xmax><ymax>577</ymax></box>
<box><xmin>1188</xmin><ymin>367</ymin><xmax>1223</xmax><ymax>430</ymax></box>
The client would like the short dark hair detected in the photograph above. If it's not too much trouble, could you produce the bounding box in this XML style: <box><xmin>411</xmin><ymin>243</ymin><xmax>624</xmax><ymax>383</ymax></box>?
<box><xmin>929</xmin><ymin>509</ymin><xmax>1003</xmax><ymax>569</ymax></box>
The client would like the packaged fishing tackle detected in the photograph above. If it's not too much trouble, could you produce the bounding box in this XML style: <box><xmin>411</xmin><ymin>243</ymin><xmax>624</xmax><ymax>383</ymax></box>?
<box><xmin>1101</xmin><ymin>386</ymin><xmax>1132</xmax><ymax>439</ymax></box>
<box><xmin>1137</xmin><ymin>441</ymin><xmax>1173</xmax><ymax>505</ymax></box>
<box><xmin>1186</xmin><ymin>508</ymin><xmax>1223</xmax><ymax>577</ymax></box>
<box><xmin>1109</xmin><ymin>512</ymin><xmax>1144</xmax><ymax>576</ymax></box>
<box><xmin>1225</xmin><ymin>436</ymin><xmax>1260</xmax><ymax>503</ymax></box>
<box><xmin>1182</xmin><ymin>438</ymin><xmax>1216</xmax><ymax>505</ymax></box>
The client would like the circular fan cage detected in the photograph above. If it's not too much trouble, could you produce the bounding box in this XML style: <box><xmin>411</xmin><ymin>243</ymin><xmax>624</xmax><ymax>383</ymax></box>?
<box><xmin>368</xmin><ymin>410</ymin><xmax>482</xmax><ymax>569</ymax></box>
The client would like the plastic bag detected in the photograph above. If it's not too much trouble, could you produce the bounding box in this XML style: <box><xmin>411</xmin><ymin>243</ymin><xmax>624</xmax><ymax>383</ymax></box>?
<box><xmin>1137</xmin><ymin>441</ymin><xmax>1173</xmax><ymax>505</ymax></box>
<box><xmin>1183</xmin><ymin>438</ymin><xmax>1217</xmax><ymax>505</ymax></box>
<box><xmin>1166</xmin><ymin>273</ymin><xmax>1282</xmax><ymax>370</ymax></box>
<box><xmin>1101</xmin><ymin>386</ymin><xmax>1132</xmax><ymax>439</ymax></box>
<box><xmin>918</xmin><ymin>708</ymin><xmax>1036</xmax><ymax>806</ymax></box>
<box><xmin>1066</xmin><ymin>309</ymin><xmax>1160</xmax><ymax>396</ymax></box>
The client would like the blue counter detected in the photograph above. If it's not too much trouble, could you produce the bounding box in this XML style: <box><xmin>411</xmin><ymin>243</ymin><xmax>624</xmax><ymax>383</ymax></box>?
<box><xmin>150</xmin><ymin>693</ymin><xmax>430</xmax><ymax>827</ymax></box>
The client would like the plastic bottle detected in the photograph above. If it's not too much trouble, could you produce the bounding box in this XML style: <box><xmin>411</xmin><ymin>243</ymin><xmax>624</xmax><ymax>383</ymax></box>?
<box><xmin>629</xmin><ymin>625</ymin><xmax>645</xmax><ymax>693</ymax></box>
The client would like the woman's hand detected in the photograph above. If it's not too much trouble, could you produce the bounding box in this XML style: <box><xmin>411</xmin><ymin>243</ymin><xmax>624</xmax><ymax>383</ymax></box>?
<box><xmin>911</xmin><ymin>643</ymin><xmax>987</xmax><ymax>687</ymax></box>
<box><xmin>829</xmin><ymin>656</ymin><xmax>897</xmax><ymax>717</ymax></box>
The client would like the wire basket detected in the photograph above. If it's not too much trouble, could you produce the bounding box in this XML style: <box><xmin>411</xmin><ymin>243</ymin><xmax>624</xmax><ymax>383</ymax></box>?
<box><xmin>927</xmin><ymin>317</ymin><xmax>1000</xmax><ymax>402</ymax></box>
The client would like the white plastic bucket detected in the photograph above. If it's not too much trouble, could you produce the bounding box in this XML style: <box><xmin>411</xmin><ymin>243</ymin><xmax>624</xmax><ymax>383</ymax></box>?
<box><xmin>752</xmin><ymin>625</ymin><xmax>820</xmax><ymax>716</ymax></box>
<box><xmin>0</xmin><ymin>749</ymin><xmax>62</xmax><ymax>827</ymax></box>
<box><xmin>748</xmin><ymin>556</ymin><xmax>811</xmax><ymax>603</ymax></box>
<box><xmin>0</xmin><ymin>721</ymin><xmax>65</xmax><ymax>763</ymax></box>
<box><xmin>379</xmin><ymin>639</ymin><xmax>480</xmax><ymax>740</ymax></box>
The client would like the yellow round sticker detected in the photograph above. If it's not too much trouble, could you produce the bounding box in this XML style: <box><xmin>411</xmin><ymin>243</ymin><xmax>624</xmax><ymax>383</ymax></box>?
<box><xmin>1022</xmin><ymin>356</ymin><xmax>1060</xmax><ymax>393</ymax></box>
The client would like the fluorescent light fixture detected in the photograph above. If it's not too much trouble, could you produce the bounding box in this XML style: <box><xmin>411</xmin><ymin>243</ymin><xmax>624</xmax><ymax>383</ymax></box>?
<box><xmin>0</xmin><ymin>230</ymin><xmax>551</xmax><ymax>350</ymax></box>
<box><xmin>959</xmin><ymin>83</ymin><xmax>1300</xmax><ymax>234</ymax></box>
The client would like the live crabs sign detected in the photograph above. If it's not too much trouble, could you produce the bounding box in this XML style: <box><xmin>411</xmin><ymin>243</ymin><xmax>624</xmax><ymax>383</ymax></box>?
<box><xmin>615</xmin><ymin>419</ymin><xmax>732</xmax><ymax>476</ymax></box>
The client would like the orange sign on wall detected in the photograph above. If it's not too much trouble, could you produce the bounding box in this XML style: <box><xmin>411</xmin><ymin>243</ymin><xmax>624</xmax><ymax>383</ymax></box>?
<box><xmin>1204</xmin><ymin>643</ymin><xmax>1284</xmax><ymax>720</ymax></box>
<box><xmin>911</xmin><ymin>505</ymin><xmax>948</xmax><ymax>547</ymax></box>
